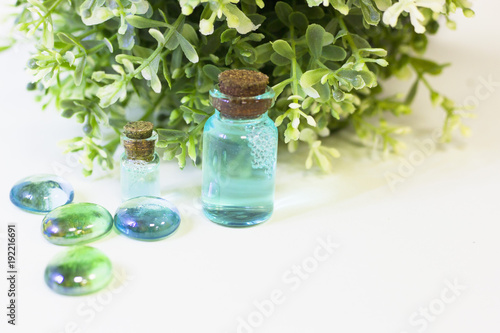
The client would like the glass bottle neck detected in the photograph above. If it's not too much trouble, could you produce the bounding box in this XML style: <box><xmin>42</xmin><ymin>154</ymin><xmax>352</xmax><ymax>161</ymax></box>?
<box><xmin>122</xmin><ymin>131</ymin><xmax>158</xmax><ymax>161</ymax></box>
<box><xmin>216</xmin><ymin>110</ymin><xmax>267</xmax><ymax>123</ymax></box>
<box><xmin>209</xmin><ymin>86</ymin><xmax>275</xmax><ymax>119</ymax></box>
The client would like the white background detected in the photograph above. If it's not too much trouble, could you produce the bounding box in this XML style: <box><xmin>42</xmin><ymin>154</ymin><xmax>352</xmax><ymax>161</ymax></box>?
<box><xmin>1</xmin><ymin>1</ymin><xmax>499</xmax><ymax>333</ymax></box>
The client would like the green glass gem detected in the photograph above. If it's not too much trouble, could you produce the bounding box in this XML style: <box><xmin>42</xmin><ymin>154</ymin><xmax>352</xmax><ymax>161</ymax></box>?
<box><xmin>44</xmin><ymin>246</ymin><xmax>112</xmax><ymax>296</ymax></box>
<box><xmin>9</xmin><ymin>174</ymin><xmax>74</xmax><ymax>213</ymax></box>
<box><xmin>42</xmin><ymin>203</ymin><xmax>113</xmax><ymax>246</ymax></box>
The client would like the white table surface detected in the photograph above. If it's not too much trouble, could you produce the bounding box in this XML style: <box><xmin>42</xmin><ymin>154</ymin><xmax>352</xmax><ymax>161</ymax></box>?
<box><xmin>1</xmin><ymin>1</ymin><xmax>499</xmax><ymax>333</ymax></box>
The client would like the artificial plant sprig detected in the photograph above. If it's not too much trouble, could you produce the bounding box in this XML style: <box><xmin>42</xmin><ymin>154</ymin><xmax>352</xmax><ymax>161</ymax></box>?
<box><xmin>6</xmin><ymin>0</ymin><xmax>473</xmax><ymax>174</ymax></box>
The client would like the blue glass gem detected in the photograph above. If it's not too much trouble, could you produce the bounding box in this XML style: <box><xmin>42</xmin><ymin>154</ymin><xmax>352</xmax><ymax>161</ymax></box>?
<box><xmin>10</xmin><ymin>174</ymin><xmax>74</xmax><ymax>213</ymax></box>
<box><xmin>42</xmin><ymin>203</ymin><xmax>113</xmax><ymax>246</ymax></box>
<box><xmin>114</xmin><ymin>196</ymin><xmax>181</xmax><ymax>240</ymax></box>
<box><xmin>44</xmin><ymin>246</ymin><xmax>113</xmax><ymax>296</ymax></box>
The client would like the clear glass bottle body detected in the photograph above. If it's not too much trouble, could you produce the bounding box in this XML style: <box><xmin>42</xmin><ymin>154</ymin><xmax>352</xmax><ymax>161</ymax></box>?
<box><xmin>120</xmin><ymin>132</ymin><xmax>160</xmax><ymax>201</ymax></box>
<box><xmin>202</xmin><ymin>88</ymin><xmax>277</xmax><ymax>227</ymax></box>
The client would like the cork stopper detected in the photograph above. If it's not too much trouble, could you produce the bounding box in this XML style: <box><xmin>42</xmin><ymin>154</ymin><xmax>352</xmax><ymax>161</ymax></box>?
<box><xmin>123</xmin><ymin>121</ymin><xmax>154</xmax><ymax>139</ymax></box>
<box><xmin>218</xmin><ymin>69</ymin><xmax>268</xmax><ymax>97</ymax></box>
<box><xmin>122</xmin><ymin>121</ymin><xmax>156</xmax><ymax>161</ymax></box>
<box><xmin>212</xmin><ymin>69</ymin><xmax>272</xmax><ymax>119</ymax></box>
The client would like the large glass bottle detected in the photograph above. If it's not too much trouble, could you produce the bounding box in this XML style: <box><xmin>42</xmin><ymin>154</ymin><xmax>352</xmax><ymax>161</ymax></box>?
<box><xmin>121</xmin><ymin>121</ymin><xmax>160</xmax><ymax>201</ymax></box>
<box><xmin>202</xmin><ymin>70</ymin><xmax>277</xmax><ymax>227</ymax></box>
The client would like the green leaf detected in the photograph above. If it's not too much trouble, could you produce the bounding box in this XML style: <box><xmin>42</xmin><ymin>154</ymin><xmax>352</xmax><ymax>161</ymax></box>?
<box><xmin>203</xmin><ymin>64</ymin><xmax>221</xmax><ymax>81</ymax></box>
<box><xmin>0</xmin><ymin>45</ymin><xmax>12</xmax><ymax>53</ymax></box>
<box><xmin>272</xmin><ymin>78</ymin><xmax>293</xmax><ymax>97</ymax></box>
<box><xmin>405</xmin><ymin>79</ymin><xmax>420</xmax><ymax>104</ymax></box>
<box><xmin>332</xmin><ymin>89</ymin><xmax>345</xmax><ymax>102</ymax></box>
<box><xmin>463</xmin><ymin>8</ymin><xmax>475</xmax><ymax>18</ymax></box>
<box><xmin>270</xmin><ymin>53</ymin><xmax>290</xmax><ymax>66</ymax></box>
<box><xmin>305</xmin><ymin>150</ymin><xmax>313</xmax><ymax>169</ymax></box>
<box><xmin>302</xmin><ymin>86</ymin><xmax>320</xmax><ymax>99</ymax></box>
<box><xmin>126</xmin><ymin>16</ymin><xmax>169</xmax><ymax>29</ymax></box>
<box><xmin>221</xmin><ymin>29</ymin><xmax>238</xmax><ymax>43</ymax></box>
<box><xmin>162</xmin><ymin>145</ymin><xmax>179</xmax><ymax>160</ymax></box>
<box><xmin>300</xmin><ymin>68</ymin><xmax>330</xmax><ymax>88</ymax></box>
<box><xmin>314</xmin><ymin>82</ymin><xmax>331</xmax><ymax>102</ymax></box>
<box><xmin>299</xmin><ymin>128</ymin><xmax>317</xmax><ymax>143</ymax></box>
<box><xmin>289</xmin><ymin>12</ymin><xmax>308</xmax><ymax>32</ymax></box>
<box><xmin>27</xmin><ymin>0</ymin><xmax>48</xmax><ymax>11</ymax></box>
<box><xmin>61</xmin><ymin>109</ymin><xmax>77</xmax><ymax>118</ymax></box>
<box><xmin>150</xmin><ymin>73</ymin><xmax>162</xmax><ymax>93</ymax></box>
<box><xmin>255</xmin><ymin>43</ymin><xmax>274</xmax><ymax>64</ymax></box>
<box><xmin>182</xmin><ymin>24</ymin><xmax>199</xmax><ymax>45</ymax></box>
<box><xmin>275</xmin><ymin>1</ymin><xmax>293</xmax><ymax>26</ymax></box>
<box><xmin>374</xmin><ymin>59</ymin><xmax>388</xmax><ymax>67</ymax></box>
<box><xmin>335</xmin><ymin>29</ymin><xmax>347</xmax><ymax>41</ymax></box>
<box><xmin>284</xmin><ymin>123</ymin><xmax>300</xmax><ymax>143</ymax></box>
<box><xmin>103</xmin><ymin>38</ymin><xmax>113</xmax><ymax>52</ymax></box>
<box><xmin>351</xmin><ymin>34</ymin><xmax>371</xmax><ymax>49</ymax></box>
<box><xmin>162</xmin><ymin>57</ymin><xmax>172</xmax><ymax>88</ymax></box>
<box><xmin>330</xmin><ymin>0</ymin><xmax>349</xmax><ymax>15</ymax></box>
<box><xmin>180</xmin><ymin>105</ymin><xmax>210</xmax><ymax>116</ymax></box>
<box><xmin>187</xmin><ymin>135</ymin><xmax>196</xmax><ymax>161</ymax></box>
<box><xmin>57</xmin><ymin>32</ymin><xmax>85</xmax><ymax>51</ymax></box>
<box><xmin>118</xmin><ymin>24</ymin><xmax>135</xmax><ymax>50</ymax></box>
<box><xmin>156</xmin><ymin>140</ymin><xmax>169</xmax><ymax>148</ymax></box>
<box><xmin>158</xmin><ymin>9</ymin><xmax>169</xmax><ymax>23</ymax></box>
<box><xmin>96</xmin><ymin>81</ymin><xmax>127</xmax><ymax>108</ymax></box>
<box><xmin>322</xmin><ymin>32</ymin><xmax>334</xmax><ymax>46</ymax></box>
<box><xmin>325</xmin><ymin>18</ymin><xmax>339</xmax><ymax>35</ymax></box>
<box><xmin>247</xmin><ymin>13</ymin><xmax>266</xmax><ymax>25</ymax></box>
<box><xmin>274</xmin><ymin>114</ymin><xmax>286</xmax><ymax>127</ymax></box>
<box><xmin>165</xmin><ymin>34</ymin><xmax>179</xmax><ymax>50</ymax></box>
<box><xmin>149</xmin><ymin>28</ymin><xmax>165</xmax><ymax>45</ymax></box>
<box><xmin>157</xmin><ymin>128</ymin><xmax>188</xmax><ymax>140</ymax></box>
<box><xmin>322</xmin><ymin>45</ymin><xmax>347</xmax><ymax>61</ymax></box>
<box><xmin>337</xmin><ymin>69</ymin><xmax>364</xmax><ymax>89</ymax></box>
<box><xmin>410</xmin><ymin>58</ymin><xmax>449</xmax><ymax>75</ymax></box>
<box><xmin>243</xmin><ymin>33</ymin><xmax>265</xmax><ymax>42</ymax></box>
<box><xmin>359</xmin><ymin>48</ymin><xmax>387</xmax><ymax>57</ymax></box>
<box><xmin>430</xmin><ymin>91</ymin><xmax>443</xmax><ymax>106</ymax></box>
<box><xmin>92</xmin><ymin>105</ymin><xmax>108</xmax><ymax>124</ymax></box>
<box><xmin>272</xmin><ymin>40</ymin><xmax>295</xmax><ymax>60</ymax></box>
<box><xmin>176</xmin><ymin>32</ymin><xmax>199</xmax><ymax>63</ymax></box>
<box><xmin>315</xmin><ymin>149</ymin><xmax>333</xmax><ymax>171</ymax></box>
<box><xmin>306</xmin><ymin>24</ymin><xmax>325</xmax><ymax>59</ymax></box>
<box><xmin>176</xmin><ymin>142</ymin><xmax>187</xmax><ymax>169</ymax></box>
<box><xmin>358</xmin><ymin>70</ymin><xmax>377</xmax><ymax>88</ymax></box>
<box><xmin>373</xmin><ymin>0</ymin><xmax>391</xmax><ymax>10</ymax></box>
<box><xmin>80</xmin><ymin>0</ymin><xmax>114</xmax><ymax>26</ymax></box>
<box><xmin>360</xmin><ymin>0</ymin><xmax>380</xmax><ymax>26</ymax></box>
<box><xmin>74</xmin><ymin>57</ymin><xmax>86</xmax><ymax>86</ymax></box>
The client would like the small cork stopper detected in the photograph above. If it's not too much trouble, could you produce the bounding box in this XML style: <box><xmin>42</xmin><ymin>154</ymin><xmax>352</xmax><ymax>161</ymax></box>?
<box><xmin>123</xmin><ymin>121</ymin><xmax>154</xmax><ymax>139</ymax></box>
<box><xmin>123</xmin><ymin>121</ymin><xmax>156</xmax><ymax>161</ymax></box>
<box><xmin>212</xmin><ymin>69</ymin><xmax>272</xmax><ymax>119</ymax></box>
<box><xmin>218</xmin><ymin>69</ymin><xmax>269</xmax><ymax>97</ymax></box>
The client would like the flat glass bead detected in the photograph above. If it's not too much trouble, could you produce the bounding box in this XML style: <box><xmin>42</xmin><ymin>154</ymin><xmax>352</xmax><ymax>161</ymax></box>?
<box><xmin>44</xmin><ymin>246</ymin><xmax>112</xmax><ymax>296</ymax></box>
<box><xmin>10</xmin><ymin>174</ymin><xmax>74</xmax><ymax>213</ymax></box>
<box><xmin>42</xmin><ymin>203</ymin><xmax>113</xmax><ymax>246</ymax></box>
<box><xmin>114</xmin><ymin>196</ymin><xmax>181</xmax><ymax>240</ymax></box>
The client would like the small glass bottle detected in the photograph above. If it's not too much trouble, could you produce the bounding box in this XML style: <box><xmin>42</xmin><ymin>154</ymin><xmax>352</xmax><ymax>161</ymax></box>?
<box><xmin>121</xmin><ymin>121</ymin><xmax>160</xmax><ymax>201</ymax></box>
<box><xmin>202</xmin><ymin>69</ymin><xmax>277</xmax><ymax>227</ymax></box>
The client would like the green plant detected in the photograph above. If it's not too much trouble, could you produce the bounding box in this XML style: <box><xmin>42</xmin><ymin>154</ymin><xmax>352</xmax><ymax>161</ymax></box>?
<box><xmin>7</xmin><ymin>0</ymin><xmax>473</xmax><ymax>174</ymax></box>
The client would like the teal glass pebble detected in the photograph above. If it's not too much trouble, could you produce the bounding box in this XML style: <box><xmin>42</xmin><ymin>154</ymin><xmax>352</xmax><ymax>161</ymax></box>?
<box><xmin>44</xmin><ymin>246</ymin><xmax>112</xmax><ymax>296</ymax></box>
<box><xmin>42</xmin><ymin>203</ymin><xmax>113</xmax><ymax>246</ymax></box>
<box><xmin>10</xmin><ymin>174</ymin><xmax>74</xmax><ymax>213</ymax></box>
<box><xmin>114</xmin><ymin>196</ymin><xmax>181</xmax><ymax>241</ymax></box>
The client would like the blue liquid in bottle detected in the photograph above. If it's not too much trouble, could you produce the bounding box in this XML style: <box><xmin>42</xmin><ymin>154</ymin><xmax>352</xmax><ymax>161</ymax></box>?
<box><xmin>121</xmin><ymin>152</ymin><xmax>160</xmax><ymax>201</ymax></box>
<box><xmin>120</xmin><ymin>122</ymin><xmax>160</xmax><ymax>201</ymax></box>
<box><xmin>202</xmin><ymin>82</ymin><xmax>277</xmax><ymax>227</ymax></box>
